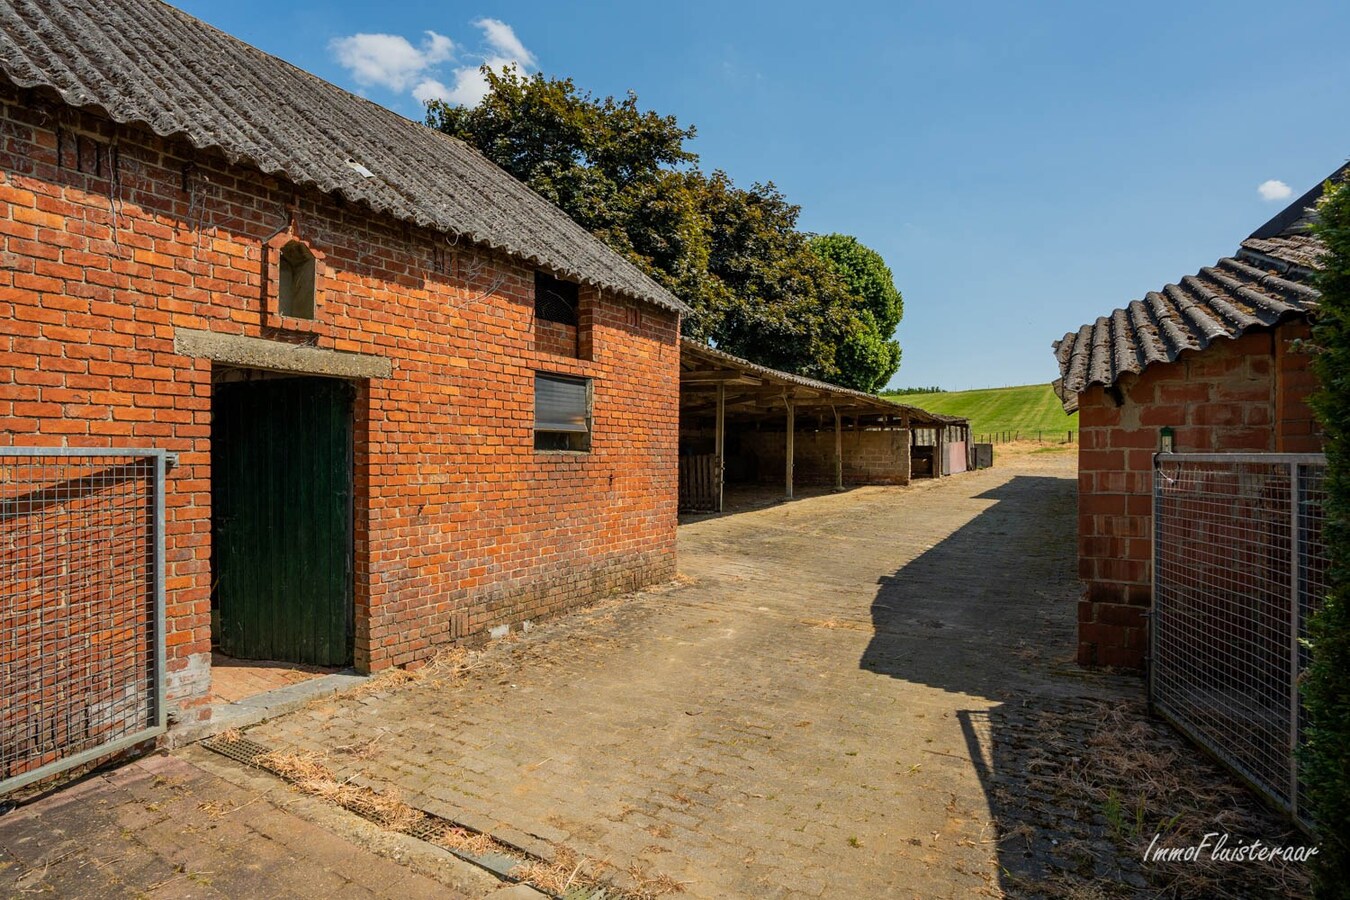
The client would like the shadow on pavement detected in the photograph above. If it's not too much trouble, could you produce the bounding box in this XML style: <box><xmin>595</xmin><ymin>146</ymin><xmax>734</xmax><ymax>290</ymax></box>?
<box><xmin>857</xmin><ymin>474</ymin><xmax>1307</xmax><ymax>897</ymax></box>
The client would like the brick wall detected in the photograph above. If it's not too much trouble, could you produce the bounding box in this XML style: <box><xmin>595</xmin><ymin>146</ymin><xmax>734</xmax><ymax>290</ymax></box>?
<box><xmin>732</xmin><ymin>428</ymin><xmax>911</xmax><ymax>486</ymax></box>
<box><xmin>0</xmin><ymin>90</ymin><xmax>680</xmax><ymax>723</ymax></box>
<box><xmin>1075</xmin><ymin>324</ymin><xmax>1318</xmax><ymax>668</ymax></box>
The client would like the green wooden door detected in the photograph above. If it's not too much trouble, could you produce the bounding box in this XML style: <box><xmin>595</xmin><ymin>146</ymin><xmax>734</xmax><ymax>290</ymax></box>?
<box><xmin>213</xmin><ymin>376</ymin><xmax>353</xmax><ymax>666</ymax></box>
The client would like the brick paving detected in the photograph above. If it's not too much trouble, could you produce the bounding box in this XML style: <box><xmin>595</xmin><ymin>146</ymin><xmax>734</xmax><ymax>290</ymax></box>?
<box><xmin>3</xmin><ymin>449</ymin><xmax>1309</xmax><ymax>897</ymax></box>
<box><xmin>0</xmin><ymin>752</ymin><xmax>499</xmax><ymax>898</ymax></box>
<box><xmin>208</xmin><ymin>653</ymin><xmax>340</xmax><ymax>704</ymax></box>
<box><xmin>244</xmin><ymin>451</ymin><xmax>1112</xmax><ymax>898</ymax></box>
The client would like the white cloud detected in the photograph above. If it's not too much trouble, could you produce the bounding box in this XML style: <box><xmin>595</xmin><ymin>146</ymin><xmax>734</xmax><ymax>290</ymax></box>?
<box><xmin>439</xmin><ymin>19</ymin><xmax>537</xmax><ymax>107</ymax></box>
<box><xmin>1258</xmin><ymin>179</ymin><xmax>1293</xmax><ymax>201</ymax></box>
<box><xmin>330</xmin><ymin>20</ymin><xmax>536</xmax><ymax>109</ymax></box>
<box><xmin>330</xmin><ymin>31</ymin><xmax>455</xmax><ymax>92</ymax></box>
<box><xmin>475</xmin><ymin>18</ymin><xmax>535</xmax><ymax>69</ymax></box>
<box><xmin>441</xmin><ymin>69</ymin><xmax>497</xmax><ymax>107</ymax></box>
<box><xmin>412</xmin><ymin>78</ymin><xmax>450</xmax><ymax>105</ymax></box>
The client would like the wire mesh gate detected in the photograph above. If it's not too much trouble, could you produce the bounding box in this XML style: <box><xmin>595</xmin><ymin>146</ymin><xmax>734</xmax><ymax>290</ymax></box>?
<box><xmin>1151</xmin><ymin>452</ymin><xmax>1327</xmax><ymax>824</ymax></box>
<box><xmin>1</xmin><ymin>448</ymin><xmax>167</xmax><ymax>795</ymax></box>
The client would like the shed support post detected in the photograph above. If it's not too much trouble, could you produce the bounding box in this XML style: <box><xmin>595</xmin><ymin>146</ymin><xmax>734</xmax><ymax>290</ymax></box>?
<box><xmin>785</xmin><ymin>394</ymin><xmax>795</xmax><ymax>500</ymax></box>
<box><xmin>900</xmin><ymin>411</ymin><xmax>911</xmax><ymax>484</ymax></box>
<box><xmin>936</xmin><ymin>424</ymin><xmax>946</xmax><ymax>478</ymax></box>
<box><xmin>715</xmin><ymin>383</ymin><xmax>725</xmax><ymax>513</ymax></box>
<box><xmin>833</xmin><ymin>406</ymin><xmax>843</xmax><ymax>492</ymax></box>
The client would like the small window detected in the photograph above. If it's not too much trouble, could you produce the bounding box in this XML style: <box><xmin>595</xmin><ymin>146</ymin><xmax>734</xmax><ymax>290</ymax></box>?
<box><xmin>534</xmin><ymin>373</ymin><xmax>590</xmax><ymax>452</ymax></box>
<box><xmin>278</xmin><ymin>240</ymin><xmax>317</xmax><ymax>319</ymax></box>
<box><xmin>535</xmin><ymin>272</ymin><xmax>579</xmax><ymax>325</ymax></box>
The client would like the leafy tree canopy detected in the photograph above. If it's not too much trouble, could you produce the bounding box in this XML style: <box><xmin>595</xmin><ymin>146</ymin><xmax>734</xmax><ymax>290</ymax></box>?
<box><xmin>427</xmin><ymin>67</ymin><xmax>903</xmax><ymax>391</ymax></box>
<box><xmin>809</xmin><ymin>234</ymin><xmax>904</xmax><ymax>392</ymax></box>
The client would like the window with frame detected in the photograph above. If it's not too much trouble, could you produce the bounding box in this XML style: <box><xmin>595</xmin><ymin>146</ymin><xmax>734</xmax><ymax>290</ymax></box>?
<box><xmin>535</xmin><ymin>272</ymin><xmax>579</xmax><ymax>325</ymax></box>
<box><xmin>534</xmin><ymin>373</ymin><xmax>591</xmax><ymax>452</ymax></box>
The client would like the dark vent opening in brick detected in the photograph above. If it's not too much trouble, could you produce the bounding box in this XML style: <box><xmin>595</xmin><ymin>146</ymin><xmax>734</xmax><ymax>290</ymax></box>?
<box><xmin>535</xmin><ymin>272</ymin><xmax>579</xmax><ymax>326</ymax></box>
<box><xmin>279</xmin><ymin>241</ymin><xmax>316</xmax><ymax>319</ymax></box>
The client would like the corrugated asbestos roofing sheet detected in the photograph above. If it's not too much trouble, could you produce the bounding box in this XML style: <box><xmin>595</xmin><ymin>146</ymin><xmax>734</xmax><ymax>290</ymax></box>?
<box><xmin>681</xmin><ymin>340</ymin><xmax>967</xmax><ymax>426</ymax></box>
<box><xmin>0</xmin><ymin>0</ymin><xmax>689</xmax><ymax>314</ymax></box>
<box><xmin>1051</xmin><ymin>226</ymin><xmax>1322</xmax><ymax>411</ymax></box>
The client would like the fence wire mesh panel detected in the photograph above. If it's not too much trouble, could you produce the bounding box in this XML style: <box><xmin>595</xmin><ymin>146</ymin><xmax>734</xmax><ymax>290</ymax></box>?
<box><xmin>1152</xmin><ymin>452</ymin><xmax>1327</xmax><ymax>824</ymax></box>
<box><xmin>1</xmin><ymin>449</ymin><xmax>166</xmax><ymax>794</ymax></box>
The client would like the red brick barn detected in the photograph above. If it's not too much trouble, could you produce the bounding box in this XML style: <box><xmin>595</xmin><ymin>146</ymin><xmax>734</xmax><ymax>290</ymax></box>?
<box><xmin>0</xmin><ymin>0</ymin><xmax>687</xmax><ymax>772</ymax></box>
<box><xmin>1051</xmin><ymin>173</ymin><xmax>1340</xmax><ymax>669</ymax></box>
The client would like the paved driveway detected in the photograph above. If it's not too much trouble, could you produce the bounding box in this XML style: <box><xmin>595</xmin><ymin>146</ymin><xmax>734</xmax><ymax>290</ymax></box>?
<box><xmin>242</xmin><ymin>451</ymin><xmax>1093</xmax><ymax>898</ymax></box>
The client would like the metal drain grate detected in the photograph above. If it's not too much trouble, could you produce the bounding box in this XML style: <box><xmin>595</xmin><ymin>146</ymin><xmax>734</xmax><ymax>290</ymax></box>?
<box><xmin>200</xmin><ymin>735</ymin><xmax>271</xmax><ymax>766</ymax></box>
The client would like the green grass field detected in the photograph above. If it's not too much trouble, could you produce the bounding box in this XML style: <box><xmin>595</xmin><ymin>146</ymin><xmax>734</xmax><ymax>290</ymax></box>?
<box><xmin>886</xmin><ymin>383</ymin><xmax>1078</xmax><ymax>440</ymax></box>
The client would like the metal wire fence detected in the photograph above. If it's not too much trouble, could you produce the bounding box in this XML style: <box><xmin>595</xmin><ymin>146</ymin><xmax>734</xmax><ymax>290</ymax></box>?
<box><xmin>0</xmin><ymin>449</ymin><xmax>167</xmax><ymax>795</ymax></box>
<box><xmin>975</xmin><ymin>431</ymin><xmax>1077</xmax><ymax>444</ymax></box>
<box><xmin>1151</xmin><ymin>453</ymin><xmax>1327</xmax><ymax>826</ymax></box>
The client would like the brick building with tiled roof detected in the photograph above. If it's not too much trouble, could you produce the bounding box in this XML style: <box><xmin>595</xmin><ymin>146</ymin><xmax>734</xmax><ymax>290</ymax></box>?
<box><xmin>1052</xmin><ymin>166</ymin><xmax>1344</xmax><ymax>669</ymax></box>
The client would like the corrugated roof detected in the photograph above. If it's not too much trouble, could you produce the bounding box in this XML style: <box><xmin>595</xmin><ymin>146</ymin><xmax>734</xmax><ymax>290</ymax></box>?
<box><xmin>681</xmin><ymin>341</ymin><xmax>966</xmax><ymax>426</ymax></box>
<box><xmin>1052</xmin><ymin>256</ymin><xmax>1318</xmax><ymax>406</ymax></box>
<box><xmin>0</xmin><ymin>0</ymin><xmax>689</xmax><ymax>314</ymax></box>
<box><xmin>1050</xmin><ymin>171</ymin><xmax>1343</xmax><ymax>410</ymax></box>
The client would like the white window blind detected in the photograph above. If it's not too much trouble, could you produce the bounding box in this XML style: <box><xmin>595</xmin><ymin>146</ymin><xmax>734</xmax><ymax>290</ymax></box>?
<box><xmin>535</xmin><ymin>374</ymin><xmax>588</xmax><ymax>433</ymax></box>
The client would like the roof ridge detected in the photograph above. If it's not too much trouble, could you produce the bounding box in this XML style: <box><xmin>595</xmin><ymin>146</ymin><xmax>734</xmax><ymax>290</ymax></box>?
<box><xmin>0</xmin><ymin>0</ymin><xmax>689</xmax><ymax>313</ymax></box>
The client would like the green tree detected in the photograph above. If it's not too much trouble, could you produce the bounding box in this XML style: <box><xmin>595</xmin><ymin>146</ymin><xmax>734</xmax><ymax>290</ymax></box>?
<box><xmin>426</xmin><ymin>68</ymin><xmax>711</xmax><ymax>308</ymax></box>
<box><xmin>426</xmin><ymin>67</ymin><xmax>901</xmax><ymax>390</ymax></box>
<box><xmin>1305</xmin><ymin>172</ymin><xmax>1350</xmax><ymax>898</ymax></box>
<box><xmin>689</xmin><ymin>172</ymin><xmax>859</xmax><ymax>381</ymax></box>
<box><xmin>809</xmin><ymin>234</ymin><xmax>904</xmax><ymax>391</ymax></box>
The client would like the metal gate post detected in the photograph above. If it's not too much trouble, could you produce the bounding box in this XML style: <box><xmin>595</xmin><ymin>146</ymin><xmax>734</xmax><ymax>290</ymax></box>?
<box><xmin>1289</xmin><ymin>461</ymin><xmax>1301</xmax><ymax>819</ymax></box>
<box><xmin>155</xmin><ymin>451</ymin><xmax>168</xmax><ymax>732</ymax></box>
<box><xmin>1149</xmin><ymin>452</ymin><xmax>1163</xmax><ymax>712</ymax></box>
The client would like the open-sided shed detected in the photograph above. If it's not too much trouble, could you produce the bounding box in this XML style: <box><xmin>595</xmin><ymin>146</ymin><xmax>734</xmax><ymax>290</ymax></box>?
<box><xmin>678</xmin><ymin>341</ymin><xmax>969</xmax><ymax>512</ymax></box>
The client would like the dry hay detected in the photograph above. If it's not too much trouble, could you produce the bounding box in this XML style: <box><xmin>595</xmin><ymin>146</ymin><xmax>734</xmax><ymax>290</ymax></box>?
<box><xmin>508</xmin><ymin>842</ymin><xmax>684</xmax><ymax>899</ymax></box>
<box><xmin>510</xmin><ymin>844</ymin><xmax>595</xmax><ymax>897</ymax></box>
<box><xmin>1028</xmin><ymin>700</ymin><xmax>1311</xmax><ymax>899</ymax></box>
<box><xmin>254</xmin><ymin>750</ymin><xmax>425</xmax><ymax>834</ymax></box>
<box><xmin>342</xmin><ymin>645</ymin><xmax>477</xmax><ymax>700</ymax></box>
<box><xmin>431</xmin><ymin>825</ymin><xmax>499</xmax><ymax>857</ymax></box>
<box><xmin>249</xmin><ymin>746</ymin><xmax>680</xmax><ymax>898</ymax></box>
<box><xmin>623</xmin><ymin>865</ymin><xmax>688</xmax><ymax>899</ymax></box>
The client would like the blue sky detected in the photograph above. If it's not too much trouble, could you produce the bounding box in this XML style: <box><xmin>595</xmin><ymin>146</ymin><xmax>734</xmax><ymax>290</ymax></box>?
<box><xmin>177</xmin><ymin>0</ymin><xmax>1350</xmax><ymax>390</ymax></box>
